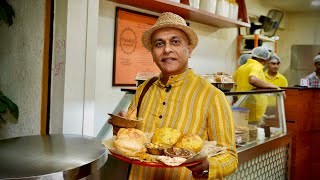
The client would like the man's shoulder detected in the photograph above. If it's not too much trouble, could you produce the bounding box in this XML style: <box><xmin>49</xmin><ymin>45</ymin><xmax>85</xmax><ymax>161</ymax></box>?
<box><xmin>276</xmin><ymin>73</ymin><xmax>287</xmax><ymax>80</ymax></box>
<box><xmin>306</xmin><ymin>72</ymin><xmax>316</xmax><ymax>79</ymax></box>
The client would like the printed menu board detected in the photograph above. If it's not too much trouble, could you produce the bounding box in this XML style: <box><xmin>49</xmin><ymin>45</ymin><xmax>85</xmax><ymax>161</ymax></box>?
<box><xmin>113</xmin><ymin>8</ymin><xmax>160</xmax><ymax>86</ymax></box>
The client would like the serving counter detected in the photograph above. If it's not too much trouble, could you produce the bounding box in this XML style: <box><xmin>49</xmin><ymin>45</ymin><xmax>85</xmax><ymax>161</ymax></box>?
<box><xmin>283</xmin><ymin>87</ymin><xmax>320</xmax><ymax>179</ymax></box>
<box><xmin>94</xmin><ymin>88</ymin><xmax>291</xmax><ymax>179</ymax></box>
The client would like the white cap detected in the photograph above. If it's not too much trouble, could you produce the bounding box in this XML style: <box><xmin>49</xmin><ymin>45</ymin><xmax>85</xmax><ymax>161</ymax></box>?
<box><xmin>269</xmin><ymin>54</ymin><xmax>281</xmax><ymax>63</ymax></box>
<box><xmin>313</xmin><ymin>55</ymin><xmax>320</xmax><ymax>64</ymax></box>
<box><xmin>252</xmin><ymin>46</ymin><xmax>270</xmax><ymax>60</ymax></box>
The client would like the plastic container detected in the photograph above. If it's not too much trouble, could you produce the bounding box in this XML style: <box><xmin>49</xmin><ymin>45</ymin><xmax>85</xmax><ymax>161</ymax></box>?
<box><xmin>228</xmin><ymin>0</ymin><xmax>239</xmax><ymax>20</ymax></box>
<box><xmin>257</xmin><ymin>128</ymin><xmax>265</xmax><ymax>141</ymax></box>
<box><xmin>232</xmin><ymin>107</ymin><xmax>250</xmax><ymax>127</ymax></box>
<box><xmin>216</xmin><ymin>0</ymin><xmax>229</xmax><ymax>17</ymax></box>
<box><xmin>189</xmin><ymin>0</ymin><xmax>200</xmax><ymax>9</ymax></box>
<box><xmin>199</xmin><ymin>0</ymin><xmax>217</xmax><ymax>14</ymax></box>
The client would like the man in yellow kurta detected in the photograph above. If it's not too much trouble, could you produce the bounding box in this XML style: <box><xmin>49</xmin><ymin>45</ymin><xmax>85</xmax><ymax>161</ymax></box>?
<box><xmin>233</xmin><ymin>47</ymin><xmax>279</xmax><ymax>123</ymax></box>
<box><xmin>126</xmin><ymin>12</ymin><xmax>237</xmax><ymax>179</ymax></box>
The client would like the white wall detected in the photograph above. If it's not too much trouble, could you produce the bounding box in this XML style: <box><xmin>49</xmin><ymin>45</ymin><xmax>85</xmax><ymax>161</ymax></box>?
<box><xmin>0</xmin><ymin>0</ymin><xmax>44</xmax><ymax>139</ymax></box>
<box><xmin>277</xmin><ymin>12</ymin><xmax>320</xmax><ymax>73</ymax></box>
<box><xmin>50</xmin><ymin>0</ymin><xmax>67</xmax><ymax>134</ymax></box>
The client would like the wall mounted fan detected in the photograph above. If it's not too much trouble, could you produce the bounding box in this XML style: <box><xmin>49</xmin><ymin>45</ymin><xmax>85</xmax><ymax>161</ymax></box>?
<box><xmin>261</xmin><ymin>9</ymin><xmax>284</xmax><ymax>37</ymax></box>
<box><xmin>249</xmin><ymin>9</ymin><xmax>284</xmax><ymax>37</ymax></box>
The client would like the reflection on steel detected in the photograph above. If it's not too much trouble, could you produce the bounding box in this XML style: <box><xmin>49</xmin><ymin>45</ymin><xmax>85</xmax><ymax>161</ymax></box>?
<box><xmin>0</xmin><ymin>134</ymin><xmax>107</xmax><ymax>179</ymax></box>
<box><xmin>226</xmin><ymin>134</ymin><xmax>292</xmax><ymax>179</ymax></box>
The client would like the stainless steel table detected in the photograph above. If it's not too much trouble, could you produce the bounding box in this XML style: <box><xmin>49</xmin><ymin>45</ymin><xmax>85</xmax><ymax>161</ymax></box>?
<box><xmin>0</xmin><ymin>134</ymin><xmax>107</xmax><ymax>180</ymax></box>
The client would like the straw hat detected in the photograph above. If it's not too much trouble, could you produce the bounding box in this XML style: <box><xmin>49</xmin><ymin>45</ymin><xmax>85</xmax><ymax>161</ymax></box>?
<box><xmin>141</xmin><ymin>12</ymin><xmax>198</xmax><ymax>51</ymax></box>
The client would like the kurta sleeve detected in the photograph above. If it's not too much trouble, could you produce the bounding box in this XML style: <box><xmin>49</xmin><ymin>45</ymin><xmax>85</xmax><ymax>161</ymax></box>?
<box><xmin>207</xmin><ymin>90</ymin><xmax>238</xmax><ymax>179</ymax></box>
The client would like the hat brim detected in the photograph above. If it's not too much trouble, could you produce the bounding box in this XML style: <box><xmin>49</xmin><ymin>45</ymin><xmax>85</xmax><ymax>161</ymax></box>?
<box><xmin>141</xmin><ymin>23</ymin><xmax>198</xmax><ymax>51</ymax></box>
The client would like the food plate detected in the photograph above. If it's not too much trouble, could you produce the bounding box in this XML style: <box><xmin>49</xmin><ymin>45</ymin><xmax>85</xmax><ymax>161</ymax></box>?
<box><xmin>110</xmin><ymin>152</ymin><xmax>202</xmax><ymax>168</ymax></box>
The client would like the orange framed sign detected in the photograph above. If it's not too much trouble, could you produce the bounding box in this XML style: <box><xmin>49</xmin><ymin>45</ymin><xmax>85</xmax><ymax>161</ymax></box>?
<box><xmin>113</xmin><ymin>8</ymin><xmax>160</xmax><ymax>86</ymax></box>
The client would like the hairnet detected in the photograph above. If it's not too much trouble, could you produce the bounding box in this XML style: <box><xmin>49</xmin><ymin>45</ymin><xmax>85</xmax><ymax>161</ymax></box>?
<box><xmin>269</xmin><ymin>54</ymin><xmax>281</xmax><ymax>63</ymax></box>
<box><xmin>238</xmin><ymin>54</ymin><xmax>252</xmax><ymax>65</ymax></box>
<box><xmin>313</xmin><ymin>55</ymin><xmax>320</xmax><ymax>64</ymax></box>
<box><xmin>251</xmin><ymin>46</ymin><xmax>270</xmax><ymax>60</ymax></box>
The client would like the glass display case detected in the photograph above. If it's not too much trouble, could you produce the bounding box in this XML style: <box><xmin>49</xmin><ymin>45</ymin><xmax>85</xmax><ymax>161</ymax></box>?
<box><xmin>224</xmin><ymin>89</ymin><xmax>287</xmax><ymax>147</ymax></box>
<box><xmin>97</xmin><ymin>89</ymin><xmax>287</xmax><ymax>144</ymax></box>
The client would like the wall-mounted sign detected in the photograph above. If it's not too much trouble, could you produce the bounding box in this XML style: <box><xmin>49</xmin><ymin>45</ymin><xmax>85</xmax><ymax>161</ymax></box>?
<box><xmin>113</xmin><ymin>8</ymin><xmax>160</xmax><ymax>86</ymax></box>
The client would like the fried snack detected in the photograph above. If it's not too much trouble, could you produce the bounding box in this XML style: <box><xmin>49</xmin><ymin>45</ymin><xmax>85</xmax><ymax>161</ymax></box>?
<box><xmin>174</xmin><ymin>133</ymin><xmax>203</xmax><ymax>153</ymax></box>
<box><xmin>151</xmin><ymin>127</ymin><xmax>182</xmax><ymax>146</ymax></box>
<box><xmin>114</xmin><ymin>138</ymin><xmax>147</xmax><ymax>157</ymax></box>
<box><xmin>117</xmin><ymin>128</ymin><xmax>148</xmax><ymax>144</ymax></box>
<box><xmin>214</xmin><ymin>75</ymin><xmax>222</xmax><ymax>82</ymax></box>
<box><xmin>126</xmin><ymin>108</ymin><xmax>137</xmax><ymax>120</ymax></box>
<box><xmin>113</xmin><ymin>128</ymin><xmax>148</xmax><ymax>157</ymax></box>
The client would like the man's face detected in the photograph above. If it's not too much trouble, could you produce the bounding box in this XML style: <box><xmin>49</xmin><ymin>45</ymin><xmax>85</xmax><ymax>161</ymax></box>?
<box><xmin>268</xmin><ymin>60</ymin><xmax>280</xmax><ymax>73</ymax></box>
<box><xmin>151</xmin><ymin>27</ymin><xmax>193</xmax><ymax>76</ymax></box>
<box><xmin>315</xmin><ymin>62</ymin><xmax>320</xmax><ymax>73</ymax></box>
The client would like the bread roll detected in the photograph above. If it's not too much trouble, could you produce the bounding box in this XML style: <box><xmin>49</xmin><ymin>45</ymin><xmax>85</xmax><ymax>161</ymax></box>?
<box><xmin>151</xmin><ymin>127</ymin><xmax>182</xmax><ymax>146</ymax></box>
<box><xmin>114</xmin><ymin>138</ymin><xmax>147</xmax><ymax>157</ymax></box>
<box><xmin>214</xmin><ymin>75</ymin><xmax>222</xmax><ymax>82</ymax></box>
<box><xmin>175</xmin><ymin>133</ymin><xmax>203</xmax><ymax>153</ymax></box>
<box><xmin>114</xmin><ymin>128</ymin><xmax>148</xmax><ymax>157</ymax></box>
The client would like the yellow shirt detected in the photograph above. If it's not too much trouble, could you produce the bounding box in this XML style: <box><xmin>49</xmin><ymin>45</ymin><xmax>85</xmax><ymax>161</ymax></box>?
<box><xmin>264</xmin><ymin>70</ymin><xmax>288</xmax><ymax>106</ymax></box>
<box><xmin>128</xmin><ymin>69</ymin><xmax>238</xmax><ymax>180</ymax></box>
<box><xmin>264</xmin><ymin>70</ymin><xmax>288</xmax><ymax>87</ymax></box>
<box><xmin>233</xmin><ymin>59</ymin><xmax>268</xmax><ymax>122</ymax></box>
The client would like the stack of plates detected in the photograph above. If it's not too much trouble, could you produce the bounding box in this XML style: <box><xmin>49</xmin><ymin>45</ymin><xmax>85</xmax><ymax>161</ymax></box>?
<box><xmin>235</xmin><ymin>126</ymin><xmax>249</xmax><ymax>143</ymax></box>
<box><xmin>249</xmin><ymin>126</ymin><xmax>258</xmax><ymax>142</ymax></box>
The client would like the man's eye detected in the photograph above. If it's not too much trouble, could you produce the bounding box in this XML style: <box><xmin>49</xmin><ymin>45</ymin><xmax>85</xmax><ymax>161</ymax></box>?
<box><xmin>172</xmin><ymin>40</ymin><xmax>180</xmax><ymax>45</ymax></box>
<box><xmin>155</xmin><ymin>42</ymin><xmax>164</xmax><ymax>47</ymax></box>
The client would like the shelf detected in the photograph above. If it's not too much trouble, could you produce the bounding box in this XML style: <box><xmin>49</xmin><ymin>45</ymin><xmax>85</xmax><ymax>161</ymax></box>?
<box><xmin>109</xmin><ymin>0</ymin><xmax>250</xmax><ymax>28</ymax></box>
<box><xmin>242</xmin><ymin>35</ymin><xmax>275</xmax><ymax>42</ymax></box>
<box><xmin>240</xmin><ymin>50</ymin><xmax>252</xmax><ymax>54</ymax></box>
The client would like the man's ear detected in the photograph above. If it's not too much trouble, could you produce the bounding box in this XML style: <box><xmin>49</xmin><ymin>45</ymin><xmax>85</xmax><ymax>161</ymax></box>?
<box><xmin>188</xmin><ymin>45</ymin><xmax>194</xmax><ymax>58</ymax></box>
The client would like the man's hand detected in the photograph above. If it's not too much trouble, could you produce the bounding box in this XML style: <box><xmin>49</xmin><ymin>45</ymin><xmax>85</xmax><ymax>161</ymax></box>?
<box><xmin>186</xmin><ymin>159</ymin><xmax>209</xmax><ymax>179</ymax></box>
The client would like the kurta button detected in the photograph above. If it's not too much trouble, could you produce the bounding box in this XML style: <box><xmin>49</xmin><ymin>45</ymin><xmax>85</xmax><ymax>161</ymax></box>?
<box><xmin>163</xmin><ymin>102</ymin><xmax>166</xmax><ymax>105</ymax></box>
<box><xmin>159</xmin><ymin>115</ymin><xmax>162</xmax><ymax>119</ymax></box>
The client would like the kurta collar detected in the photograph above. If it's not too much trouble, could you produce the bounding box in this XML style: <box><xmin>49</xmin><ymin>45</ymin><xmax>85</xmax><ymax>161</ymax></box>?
<box><xmin>158</xmin><ymin>69</ymin><xmax>194</xmax><ymax>87</ymax></box>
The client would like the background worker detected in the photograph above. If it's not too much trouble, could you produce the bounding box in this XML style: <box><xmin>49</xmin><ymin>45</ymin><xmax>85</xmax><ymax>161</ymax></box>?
<box><xmin>233</xmin><ymin>46</ymin><xmax>279</xmax><ymax>124</ymax></box>
<box><xmin>264</xmin><ymin>53</ymin><xmax>288</xmax><ymax>87</ymax></box>
<box><xmin>264</xmin><ymin>53</ymin><xmax>288</xmax><ymax>117</ymax></box>
<box><xmin>306</xmin><ymin>54</ymin><xmax>320</xmax><ymax>87</ymax></box>
<box><xmin>238</xmin><ymin>53</ymin><xmax>252</xmax><ymax>66</ymax></box>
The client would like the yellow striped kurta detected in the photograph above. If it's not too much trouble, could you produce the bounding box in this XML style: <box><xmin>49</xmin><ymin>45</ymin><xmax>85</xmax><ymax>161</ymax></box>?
<box><xmin>128</xmin><ymin>69</ymin><xmax>238</xmax><ymax>180</ymax></box>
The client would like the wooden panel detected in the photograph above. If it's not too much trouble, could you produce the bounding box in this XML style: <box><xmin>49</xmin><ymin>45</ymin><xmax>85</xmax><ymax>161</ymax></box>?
<box><xmin>40</xmin><ymin>0</ymin><xmax>52</xmax><ymax>135</ymax></box>
<box><xmin>284</xmin><ymin>88</ymin><xmax>320</xmax><ymax>180</ymax></box>
<box><xmin>312</xmin><ymin>163</ymin><xmax>320</xmax><ymax>179</ymax></box>
<box><xmin>109</xmin><ymin>0</ymin><xmax>250</xmax><ymax>28</ymax></box>
<box><xmin>311</xmin><ymin>133</ymin><xmax>320</xmax><ymax>163</ymax></box>
<box><xmin>311</xmin><ymin>92</ymin><xmax>320</xmax><ymax>130</ymax></box>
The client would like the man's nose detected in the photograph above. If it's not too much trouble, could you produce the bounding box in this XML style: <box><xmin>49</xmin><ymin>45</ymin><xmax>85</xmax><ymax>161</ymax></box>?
<box><xmin>164</xmin><ymin>44</ymin><xmax>173</xmax><ymax>53</ymax></box>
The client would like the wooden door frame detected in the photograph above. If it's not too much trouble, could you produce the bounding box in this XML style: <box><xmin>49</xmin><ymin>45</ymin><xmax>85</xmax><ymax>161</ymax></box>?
<box><xmin>40</xmin><ymin>0</ymin><xmax>53</xmax><ymax>135</ymax></box>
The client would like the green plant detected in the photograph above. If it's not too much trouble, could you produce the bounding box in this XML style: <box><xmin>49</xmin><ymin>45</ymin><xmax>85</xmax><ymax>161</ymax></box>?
<box><xmin>0</xmin><ymin>0</ymin><xmax>15</xmax><ymax>26</ymax></box>
<box><xmin>0</xmin><ymin>91</ymin><xmax>19</xmax><ymax>126</ymax></box>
